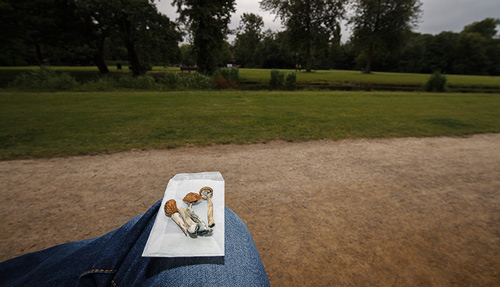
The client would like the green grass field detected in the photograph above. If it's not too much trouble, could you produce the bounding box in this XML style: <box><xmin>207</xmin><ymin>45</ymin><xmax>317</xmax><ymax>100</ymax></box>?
<box><xmin>1</xmin><ymin>66</ymin><xmax>499</xmax><ymax>90</ymax></box>
<box><xmin>238</xmin><ymin>68</ymin><xmax>500</xmax><ymax>88</ymax></box>
<box><xmin>1</xmin><ymin>90</ymin><xmax>499</xmax><ymax>160</ymax></box>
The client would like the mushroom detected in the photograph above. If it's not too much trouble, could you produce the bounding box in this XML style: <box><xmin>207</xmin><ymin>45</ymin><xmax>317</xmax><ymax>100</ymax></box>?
<box><xmin>176</xmin><ymin>205</ymin><xmax>199</xmax><ymax>235</ymax></box>
<box><xmin>164</xmin><ymin>199</ymin><xmax>188</xmax><ymax>236</ymax></box>
<box><xmin>199</xmin><ymin>186</ymin><xmax>215</xmax><ymax>227</ymax></box>
<box><xmin>183</xmin><ymin>192</ymin><xmax>202</xmax><ymax>212</ymax></box>
<box><xmin>177</xmin><ymin>206</ymin><xmax>196</xmax><ymax>227</ymax></box>
<box><xmin>189</xmin><ymin>210</ymin><xmax>213</xmax><ymax>236</ymax></box>
<box><xmin>183</xmin><ymin>192</ymin><xmax>212</xmax><ymax>236</ymax></box>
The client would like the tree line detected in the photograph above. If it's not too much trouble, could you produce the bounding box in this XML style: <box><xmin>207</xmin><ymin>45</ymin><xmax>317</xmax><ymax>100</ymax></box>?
<box><xmin>233</xmin><ymin>16</ymin><xmax>500</xmax><ymax>76</ymax></box>
<box><xmin>1</xmin><ymin>0</ymin><xmax>499</xmax><ymax>76</ymax></box>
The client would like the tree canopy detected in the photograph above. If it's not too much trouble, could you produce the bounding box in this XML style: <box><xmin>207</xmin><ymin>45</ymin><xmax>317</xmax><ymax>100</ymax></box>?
<box><xmin>260</xmin><ymin>0</ymin><xmax>347</xmax><ymax>72</ymax></box>
<box><xmin>1</xmin><ymin>0</ymin><xmax>499</xmax><ymax>77</ymax></box>
<box><xmin>173</xmin><ymin>0</ymin><xmax>236</xmax><ymax>75</ymax></box>
<box><xmin>350</xmin><ymin>0</ymin><xmax>422</xmax><ymax>73</ymax></box>
<box><xmin>462</xmin><ymin>18</ymin><xmax>500</xmax><ymax>39</ymax></box>
<box><xmin>0</xmin><ymin>0</ymin><xmax>180</xmax><ymax>74</ymax></box>
<box><xmin>234</xmin><ymin>13</ymin><xmax>264</xmax><ymax>68</ymax></box>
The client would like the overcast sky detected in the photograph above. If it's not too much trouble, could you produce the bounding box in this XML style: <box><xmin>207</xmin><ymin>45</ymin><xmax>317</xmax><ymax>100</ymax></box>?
<box><xmin>155</xmin><ymin>0</ymin><xmax>500</xmax><ymax>43</ymax></box>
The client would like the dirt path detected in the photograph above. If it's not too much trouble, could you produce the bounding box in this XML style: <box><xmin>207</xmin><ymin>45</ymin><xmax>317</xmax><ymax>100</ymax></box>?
<box><xmin>1</xmin><ymin>134</ymin><xmax>500</xmax><ymax>286</ymax></box>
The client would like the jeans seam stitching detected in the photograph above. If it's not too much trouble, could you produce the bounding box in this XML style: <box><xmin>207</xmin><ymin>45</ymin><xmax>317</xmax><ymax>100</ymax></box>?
<box><xmin>111</xmin><ymin>279</ymin><xmax>119</xmax><ymax>287</ymax></box>
<box><xmin>80</xmin><ymin>269</ymin><xmax>118</xmax><ymax>277</ymax></box>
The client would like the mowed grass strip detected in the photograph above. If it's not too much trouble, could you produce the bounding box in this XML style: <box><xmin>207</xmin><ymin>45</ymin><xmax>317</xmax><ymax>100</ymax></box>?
<box><xmin>1</xmin><ymin>90</ymin><xmax>499</xmax><ymax>160</ymax></box>
<box><xmin>239</xmin><ymin>68</ymin><xmax>500</xmax><ymax>88</ymax></box>
<box><xmin>2</xmin><ymin>67</ymin><xmax>500</xmax><ymax>89</ymax></box>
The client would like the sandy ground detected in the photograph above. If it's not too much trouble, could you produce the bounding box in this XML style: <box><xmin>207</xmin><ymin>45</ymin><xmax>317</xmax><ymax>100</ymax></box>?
<box><xmin>1</xmin><ymin>134</ymin><xmax>500</xmax><ymax>286</ymax></box>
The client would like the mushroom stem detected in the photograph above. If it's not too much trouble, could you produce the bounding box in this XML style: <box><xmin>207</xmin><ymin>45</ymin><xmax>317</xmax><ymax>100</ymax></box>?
<box><xmin>171</xmin><ymin>212</ymin><xmax>188</xmax><ymax>236</ymax></box>
<box><xmin>206</xmin><ymin>196</ymin><xmax>215</xmax><ymax>228</ymax></box>
<box><xmin>188</xmin><ymin>209</ymin><xmax>212</xmax><ymax>236</ymax></box>
<box><xmin>164</xmin><ymin>199</ymin><xmax>188</xmax><ymax>236</ymax></box>
<box><xmin>177</xmin><ymin>206</ymin><xmax>195</xmax><ymax>226</ymax></box>
<box><xmin>177</xmin><ymin>206</ymin><xmax>197</xmax><ymax>234</ymax></box>
<box><xmin>186</xmin><ymin>203</ymin><xmax>194</xmax><ymax>213</ymax></box>
<box><xmin>199</xmin><ymin>186</ymin><xmax>215</xmax><ymax>228</ymax></box>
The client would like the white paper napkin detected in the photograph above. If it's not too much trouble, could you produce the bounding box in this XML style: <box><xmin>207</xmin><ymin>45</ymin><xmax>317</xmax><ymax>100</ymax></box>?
<box><xmin>142</xmin><ymin>172</ymin><xmax>225</xmax><ymax>257</ymax></box>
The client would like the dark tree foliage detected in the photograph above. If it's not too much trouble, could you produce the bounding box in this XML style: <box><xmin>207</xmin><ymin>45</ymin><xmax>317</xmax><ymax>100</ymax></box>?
<box><xmin>462</xmin><ymin>18</ymin><xmax>500</xmax><ymax>39</ymax></box>
<box><xmin>0</xmin><ymin>0</ymin><xmax>85</xmax><ymax>66</ymax></box>
<box><xmin>394</xmin><ymin>18</ymin><xmax>500</xmax><ymax>75</ymax></box>
<box><xmin>77</xmin><ymin>0</ymin><xmax>181</xmax><ymax>75</ymax></box>
<box><xmin>350</xmin><ymin>0</ymin><xmax>422</xmax><ymax>73</ymax></box>
<box><xmin>234</xmin><ymin>13</ymin><xmax>264</xmax><ymax>68</ymax></box>
<box><xmin>260</xmin><ymin>0</ymin><xmax>347</xmax><ymax>72</ymax></box>
<box><xmin>173</xmin><ymin>0</ymin><xmax>236</xmax><ymax>75</ymax></box>
<box><xmin>254</xmin><ymin>30</ymin><xmax>295</xmax><ymax>69</ymax></box>
<box><xmin>1</xmin><ymin>0</ymin><xmax>180</xmax><ymax>75</ymax></box>
<box><xmin>179</xmin><ymin>44</ymin><xmax>195</xmax><ymax>66</ymax></box>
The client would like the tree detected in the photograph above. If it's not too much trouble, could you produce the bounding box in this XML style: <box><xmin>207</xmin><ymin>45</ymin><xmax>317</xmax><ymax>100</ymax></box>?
<box><xmin>173</xmin><ymin>0</ymin><xmax>236</xmax><ymax>75</ymax></box>
<box><xmin>350</xmin><ymin>0</ymin><xmax>422</xmax><ymax>73</ymax></box>
<box><xmin>260</xmin><ymin>0</ymin><xmax>347</xmax><ymax>72</ymax></box>
<box><xmin>179</xmin><ymin>44</ymin><xmax>195</xmax><ymax>66</ymax></box>
<box><xmin>422</xmin><ymin>31</ymin><xmax>458</xmax><ymax>73</ymax></box>
<box><xmin>453</xmin><ymin>32</ymin><xmax>489</xmax><ymax>75</ymax></box>
<box><xmin>234</xmin><ymin>13</ymin><xmax>264</xmax><ymax>68</ymax></box>
<box><xmin>255</xmin><ymin>30</ymin><xmax>295</xmax><ymax>69</ymax></box>
<box><xmin>218</xmin><ymin>40</ymin><xmax>233</xmax><ymax>67</ymax></box>
<box><xmin>462</xmin><ymin>18</ymin><xmax>500</xmax><ymax>39</ymax></box>
<box><xmin>76</xmin><ymin>0</ymin><xmax>115</xmax><ymax>73</ymax></box>
<box><xmin>0</xmin><ymin>0</ymin><xmax>84</xmax><ymax>66</ymax></box>
<box><xmin>77</xmin><ymin>0</ymin><xmax>180</xmax><ymax>75</ymax></box>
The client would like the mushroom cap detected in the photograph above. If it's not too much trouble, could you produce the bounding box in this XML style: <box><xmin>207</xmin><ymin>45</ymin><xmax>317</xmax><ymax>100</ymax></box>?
<box><xmin>199</xmin><ymin>186</ymin><xmax>213</xmax><ymax>199</ymax></box>
<box><xmin>164</xmin><ymin>199</ymin><xmax>178</xmax><ymax>216</ymax></box>
<box><xmin>183</xmin><ymin>192</ymin><xmax>202</xmax><ymax>204</ymax></box>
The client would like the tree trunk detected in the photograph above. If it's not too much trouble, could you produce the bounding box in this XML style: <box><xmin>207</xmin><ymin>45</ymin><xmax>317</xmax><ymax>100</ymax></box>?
<box><xmin>93</xmin><ymin>52</ymin><xmax>109</xmax><ymax>74</ymax></box>
<box><xmin>306</xmin><ymin>39</ymin><xmax>312</xmax><ymax>72</ymax></box>
<box><xmin>305</xmin><ymin>0</ymin><xmax>312</xmax><ymax>73</ymax></box>
<box><xmin>94</xmin><ymin>35</ymin><xmax>109</xmax><ymax>74</ymax></box>
<box><xmin>35</xmin><ymin>43</ymin><xmax>44</xmax><ymax>66</ymax></box>
<box><xmin>365</xmin><ymin>48</ymin><xmax>372</xmax><ymax>74</ymax></box>
<box><xmin>119</xmin><ymin>15</ymin><xmax>143</xmax><ymax>76</ymax></box>
<box><xmin>125</xmin><ymin>39</ymin><xmax>142</xmax><ymax>76</ymax></box>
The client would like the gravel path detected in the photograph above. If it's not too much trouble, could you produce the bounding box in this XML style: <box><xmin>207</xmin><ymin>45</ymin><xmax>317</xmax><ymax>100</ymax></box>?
<box><xmin>1</xmin><ymin>134</ymin><xmax>500</xmax><ymax>286</ymax></box>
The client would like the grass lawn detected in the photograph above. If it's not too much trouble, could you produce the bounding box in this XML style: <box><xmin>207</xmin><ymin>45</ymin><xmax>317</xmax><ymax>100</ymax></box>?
<box><xmin>1</xmin><ymin>90</ymin><xmax>499</xmax><ymax>160</ymax></box>
<box><xmin>1</xmin><ymin>66</ymin><xmax>499</xmax><ymax>90</ymax></box>
<box><xmin>238</xmin><ymin>68</ymin><xmax>500</xmax><ymax>88</ymax></box>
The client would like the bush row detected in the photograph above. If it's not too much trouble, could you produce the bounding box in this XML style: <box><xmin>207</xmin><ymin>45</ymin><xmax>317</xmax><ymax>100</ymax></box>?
<box><xmin>424</xmin><ymin>71</ymin><xmax>447</xmax><ymax>92</ymax></box>
<box><xmin>8</xmin><ymin>67</ymin><xmax>242</xmax><ymax>92</ymax></box>
<box><xmin>8</xmin><ymin>66</ymin><xmax>448</xmax><ymax>92</ymax></box>
<box><xmin>270</xmin><ymin>69</ymin><xmax>297</xmax><ymax>90</ymax></box>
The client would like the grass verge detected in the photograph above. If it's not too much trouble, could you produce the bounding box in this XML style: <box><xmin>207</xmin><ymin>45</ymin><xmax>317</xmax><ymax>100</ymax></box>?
<box><xmin>2</xmin><ymin>67</ymin><xmax>500</xmax><ymax>91</ymax></box>
<box><xmin>238</xmin><ymin>68</ymin><xmax>500</xmax><ymax>88</ymax></box>
<box><xmin>1</xmin><ymin>90</ymin><xmax>499</xmax><ymax>160</ymax></box>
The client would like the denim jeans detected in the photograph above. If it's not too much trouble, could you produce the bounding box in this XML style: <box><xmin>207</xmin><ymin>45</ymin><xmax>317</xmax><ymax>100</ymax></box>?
<box><xmin>0</xmin><ymin>200</ymin><xmax>270</xmax><ymax>286</ymax></box>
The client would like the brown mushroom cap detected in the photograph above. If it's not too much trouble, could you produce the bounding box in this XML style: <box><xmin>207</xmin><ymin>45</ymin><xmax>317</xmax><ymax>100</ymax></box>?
<box><xmin>183</xmin><ymin>192</ymin><xmax>202</xmax><ymax>204</ymax></box>
<box><xmin>199</xmin><ymin>186</ymin><xmax>213</xmax><ymax>199</ymax></box>
<box><xmin>164</xmin><ymin>199</ymin><xmax>178</xmax><ymax>216</ymax></box>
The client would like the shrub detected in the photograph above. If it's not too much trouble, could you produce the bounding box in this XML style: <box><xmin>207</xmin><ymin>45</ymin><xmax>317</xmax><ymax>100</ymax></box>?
<box><xmin>270</xmin><ymin>69</ymin><xmax>285</xmax><ymax>90</ymax></box>
<box><xmin>80</xmin><ymin>77</ymin><xmax>118</xmax><ymax>91</ymax></box>
<box><xmin>213</xmin><ymin>74</ymin><xmax>231</xmax><ymax>89</ymax></box>
<box><xmin>178</xmin><ymin>73</ymin><xmax>214</xmax><ymax>90</ymax></box>
<box><xmin>153</xmin><ymin>73</ymin><xmax>180</xmax><ymax>90</ymax></box>
<box><xmin>285</xmin><ymin>72</ymin><xmax>297</xmax><ymax>90</ymax></box>
<box><xmin>213</xmin><ymin>68</ymin><xmax>239</xmax><ymax>89</ymax></box>
<box><xmin>116</xmin><ymin>75</ymin><xmax>159</xmax><ymax>90</ymax></box>
<box><xmin>425</xmin><ymin>71</ymin><xmax>447</xmax><ymax>92</ymax></box>
<box><xmin>11</xmin><ymin>66</ymin><xmax>78</xmax><ymax>91</ymax></box>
